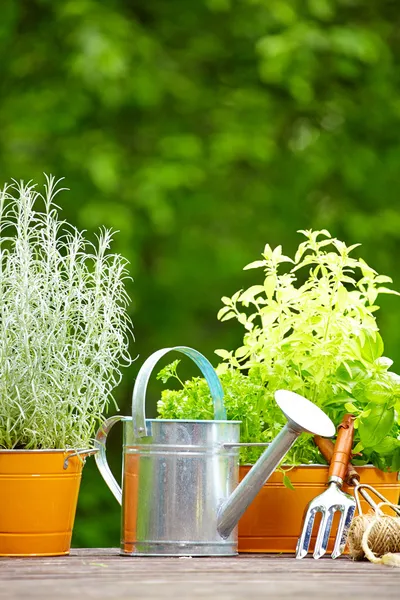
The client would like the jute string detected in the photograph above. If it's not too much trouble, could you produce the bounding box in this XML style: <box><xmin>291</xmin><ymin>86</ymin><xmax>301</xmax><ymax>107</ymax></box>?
<box><xmin>347</xmin><ymin>502</ymin><xmax>400</xmax><ymax>567</ymax></box>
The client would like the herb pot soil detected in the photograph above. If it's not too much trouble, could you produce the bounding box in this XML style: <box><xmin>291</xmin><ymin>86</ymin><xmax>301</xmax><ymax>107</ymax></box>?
<box><xmin>238</xmin><ymin>464</ymin><xmax>400</xmax><ymax>554</ymax></box>
<box><xmin>0</xmin><ymin>450</ymin><xmax>86</xmax><ymax>556</ymax></box>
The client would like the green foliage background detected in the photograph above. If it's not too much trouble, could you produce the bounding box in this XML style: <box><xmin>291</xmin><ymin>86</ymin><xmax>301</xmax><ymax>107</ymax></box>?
<box><xmin>1</xmin><ymin>0</ymin><xmax>400</xmax><ymax>547</ymax></box>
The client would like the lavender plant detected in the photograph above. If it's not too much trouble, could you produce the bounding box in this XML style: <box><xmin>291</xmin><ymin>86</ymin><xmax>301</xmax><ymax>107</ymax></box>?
<box><xmin>0</xmin><ymin>176</ymin><xmax>133</xmax><ymax>449</ymax></box>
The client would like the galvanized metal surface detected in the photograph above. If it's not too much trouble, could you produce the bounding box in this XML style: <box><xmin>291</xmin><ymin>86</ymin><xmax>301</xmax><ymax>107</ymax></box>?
<box><xmin>95</xmin><ymin>347</ymin><xmax>336</xmax><ymax>557</ymax></box>
<box><xmin>132</xmin><ymin>346</ymin><xmax>227</xmax><ymax>438</ymax></box>
<box><xmin>0</xmin><ymin>548</ymin><xmax>397</xmax><ymax>600</ymax></box>
<box><xmin>95</xmin><ymin>411</ymin><xmax>336</xmax><ymax>556</ymax></box>
<box><xmin>122</xmin><ymin>417</ymin><xmax>241</xmax><ymax>556</ymax></box>
<box><xmin>296</xmin><ymin>480</ymin><xmax>356</xmax><ymax>560</ymax></box>
<box><xmin>95</xmin><ymin>414</ymin><xmax>244</xmax><ymax>556</ymax></box>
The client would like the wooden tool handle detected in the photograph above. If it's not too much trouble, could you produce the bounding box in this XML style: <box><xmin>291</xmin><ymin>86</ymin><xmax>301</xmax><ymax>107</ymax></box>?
<box><xmin>314</xmin><ymin>435</ymin><xmax>360</xmax><ymax>485</ymax></box>
<box><xmin>324</xmin><ymin>414</ymin><xmax>355</xmax><ymax>483</ymax></box>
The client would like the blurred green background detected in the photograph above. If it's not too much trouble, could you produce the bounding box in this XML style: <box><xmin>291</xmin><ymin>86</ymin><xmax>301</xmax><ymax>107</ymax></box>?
<box><xmin>1</xmin><ymin>0</ymin><xmax>400</xmax><ymax>547</ymax></box>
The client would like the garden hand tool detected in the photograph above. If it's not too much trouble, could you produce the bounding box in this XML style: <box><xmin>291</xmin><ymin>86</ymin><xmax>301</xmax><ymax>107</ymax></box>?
<box><xmin>296</xmin><ymin>414</ymin><xmax>356</xmax><ymax>559</ymax></box>
<box><xmin>314</xmin><ymin>435</ymin><xmax>382</xmax><ymax>514</ymax></box>
<box><xmin>315</xmin><ymin>435</ymin><xmax>400</xmax><ymax>565</ymax></box>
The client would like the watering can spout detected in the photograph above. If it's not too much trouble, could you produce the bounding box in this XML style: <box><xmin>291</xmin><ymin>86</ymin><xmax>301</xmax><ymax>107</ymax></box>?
<box><xmin>216</xmin><ymin>390</ymin><xmax>335</xmax><ymax>540</ymax></box>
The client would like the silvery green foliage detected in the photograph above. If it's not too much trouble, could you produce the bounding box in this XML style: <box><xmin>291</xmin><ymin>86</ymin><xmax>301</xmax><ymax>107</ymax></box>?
<box><xmin>0</xmin><ymin>176</ymin><xmax>133</xmax><ymax>449</ymax></box>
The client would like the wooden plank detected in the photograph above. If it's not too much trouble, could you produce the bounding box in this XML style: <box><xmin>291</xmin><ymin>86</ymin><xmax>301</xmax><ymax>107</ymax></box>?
<box><xmin>0</xmin><ymin>549</ymin><xmax>398</xmax><ymax>600</ymax></box>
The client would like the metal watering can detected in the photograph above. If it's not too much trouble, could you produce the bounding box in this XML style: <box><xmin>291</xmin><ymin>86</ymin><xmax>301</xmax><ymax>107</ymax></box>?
<box><xmin>94</xmin><ymin>346</ymin><xmax>335</xmax><ymax>556</ymax></box>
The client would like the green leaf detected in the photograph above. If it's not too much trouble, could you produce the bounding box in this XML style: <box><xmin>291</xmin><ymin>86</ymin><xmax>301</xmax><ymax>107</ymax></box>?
<box><xmin>283</xmin><ymin>474</ymin><xmax>295</xmax><ymax>490</ymax></box>
<box><xmin>358</xmin><ymin>404</ymin><xmax>394</xmax><ymax>448</ymax></box>
<box><xmin>390</xmin><ymin>448</ymin><xmax>400</xmax><ymax>471</ymax></box>
<box><xmin>215</xmin><ymin>363</ymin><xmax>229</xmax><ymax>375</ymax></box>
<box><xmin>263</xmin><ymin>244</ymin><xmax>273</xmax><ymax>258</ymax></box>
<box><xmin>235</xmin><ymin>346</ymin><xmax>249</xmax><ymax>359</ymax></box>
<box><xmin>363</xmin><ymin>380</ymin><xmax>393</xmax><ymax>404</ymax></box>
<box><xmin>353</xmin><ymin>441</ymin><xmax>364</xmax><ymax>453</ymax></box>
<box><xmin>217</xmin><ymin>305</ymin><xmax>233</xmax><ymax>319</ymax></box>
<box><xmin>360</xmin><ymin>409</ymin><xmax>371</xmax><ymax>419</ymax></box>
<box><xmin>360</xmin><ymin>331</ymin><xmax>384</xmax><ymax>362</ymax></box>
<box><xmin>214</xmin><ymin>349</ymin><xmax>232</xmax><ymax>360</ymax></box>
<box><xmin>243</xmin><ymin>260</ymin><xmax>266</xmax><ymax>270</ymax></box>
<box><xmin>341</xmin><ymin>275</ymin><xmax>356</xmax><ymax>285</ymax></box>
<box><xmin>264</xmin><ymin>275</ymin><xmax>277</xmax><ymax>300</ymax></box>
<box><xmin>336</xmin><ymin>284</ymin><xmax>348</xmax><ymax>309</ymax></box>
<box><xmin>323</xmin><ymin>395</ymin><xmax>353</xmax><ymax>406</ymax></box>
<box><xmin>372</xmin><ymin>436</ymin><xmax>400</xmax><ymax>455</ymax></box>
<box><xmin>352</xmin><ymin>380</ymin><xmax>368</xmax><ymax>401</ymax></box>
<box><xmin>336</xmin><ymin>364</ymin><xmax>351</xmax><ymax>383</ymax></box>
<box><xmin>260</xmin><ymin>306</ymin><xmax>279</xmax><ymax>325</ymax></box>
<box><xmin>220</xmin><ymin>311</ymin><xmax>236</xmax><ymax>322</ymax></box>
<box><xmin>347</xmin><ymin>361</ymin><xmax>369</xmax><ymax>381</ymax></box>
<box><xmin>377</xmin><ymin>287</ymin><xmax>400</xmax><ymax>296</ymax></box>
<box><xmin>375</xmin><ymin>356</ymin><xmax>393</xmax><ymax>370</ymax></box>
<box><xmin>272</xmin><ymin>245</ymin><xmax>282</xmax><ymax>259</ymax></box>
<box><xmin>347</xmin><ymin>243</ymin><xmax>362</xmax><ymax>253</ymax></box>
<box><xmin>156</xmin><ymin>360</ymin><xmax>181</xmax><ymax>384</ymax></box>
<box><xmin>240</xmin><ymin>285</ymin><xmax>265</xmax><ymax>305</ymax></box>
<box><xmin>294</xmin><ymin>242</ymin><xmax>307</xmax><ymax>263</ymax></box>
<box><xmin>271</xmin><ymin>245</ymin><xmax>293</xmax><ymax>264</ymax></box>
<box><xmin>237</xmin><ymin>313</ymin><xmax>248</xmax><ymax>325</ymax></box>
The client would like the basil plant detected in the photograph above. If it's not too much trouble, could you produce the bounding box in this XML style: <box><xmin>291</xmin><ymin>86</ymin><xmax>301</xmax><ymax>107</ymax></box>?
<box><xmin>158</xmin><ymin>230</ymin><xmax>400</xmax><ymax>471</ymax></box>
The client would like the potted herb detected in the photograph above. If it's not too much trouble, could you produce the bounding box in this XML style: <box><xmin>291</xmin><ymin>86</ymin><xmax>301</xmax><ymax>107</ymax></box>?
<box><xmin>0</xmin><ymin>177</ymin><xmax>132</xmax><ymax>556</ymax></box>
<box><xmin>157</xmin><ymin>230</ymin><xmax>400</xmax><ymax>552</ymax></box>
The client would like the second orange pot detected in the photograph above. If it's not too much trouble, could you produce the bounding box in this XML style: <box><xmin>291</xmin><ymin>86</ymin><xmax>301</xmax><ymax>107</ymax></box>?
<box><xmin>0</xmin><ymin>450</ymin><xmax>87</xmax><ymax>557</ymax></box>
<box><xmin>238</xmin><ymin>464</ymin><xmax>400</xmax><ymax>553</ymax></box>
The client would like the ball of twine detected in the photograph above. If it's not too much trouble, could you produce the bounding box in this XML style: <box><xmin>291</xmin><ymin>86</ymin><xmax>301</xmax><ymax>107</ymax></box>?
<box><xmin>347</xmin><ymin>514</ymin><xmax>373</xmax><ymax>560</ymax></box>
<box><xmin>347</xmin><ymin>504</ymin><xmax>400</xmax><ymax>567</ymax></box>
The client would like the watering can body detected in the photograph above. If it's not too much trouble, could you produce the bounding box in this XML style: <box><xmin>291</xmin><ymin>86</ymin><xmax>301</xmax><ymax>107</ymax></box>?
<box><xmin>95</xmin><ymin>346</ymin><xmax>335</xmax><ymax>556</ymax></box>
<box><xmin>97</xmin><ymin>416</ymin><xmax>241</xmax><ymax>556</ymax></box>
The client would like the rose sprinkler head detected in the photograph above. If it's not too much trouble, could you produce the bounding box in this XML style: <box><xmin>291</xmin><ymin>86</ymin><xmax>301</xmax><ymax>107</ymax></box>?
<box><xmin>274</xmin><ymin>390</ymin><xmax>336</xmax><ymax>438</ymax></box>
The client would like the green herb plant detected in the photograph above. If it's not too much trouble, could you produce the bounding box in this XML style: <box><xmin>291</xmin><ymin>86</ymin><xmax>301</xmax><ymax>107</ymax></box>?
<box><xmin>158</xmin><ymin>230</ymin><xmax>400</xmax><ymax>471</ymax></box>
<box><xmin>0</xmin><ymin>176</ymin><xmax>133</xmax><ymax>449</ymax></box>
<box><xmin>157</xmin><ymin>359</ymin><xmax>268</xmax><ymax>464</ymax></box>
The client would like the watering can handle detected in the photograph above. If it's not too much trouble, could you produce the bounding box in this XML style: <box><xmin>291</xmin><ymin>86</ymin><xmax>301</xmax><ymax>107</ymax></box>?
<box><xmin>132</xmin><ymin>346</ymin><xmax>227</xmax><ymax>438</ymax></box>
<box><xmin>94</xmin><ymin>415</ymin><xmax>123</xmax><ymax>505</ymax></box>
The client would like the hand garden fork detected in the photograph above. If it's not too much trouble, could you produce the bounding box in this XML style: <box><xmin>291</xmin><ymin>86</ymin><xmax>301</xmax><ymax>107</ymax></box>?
<box><xmin>296</xmin><ymin>414</ymin><xmax>356</xmax><ymax>559</ymax></box>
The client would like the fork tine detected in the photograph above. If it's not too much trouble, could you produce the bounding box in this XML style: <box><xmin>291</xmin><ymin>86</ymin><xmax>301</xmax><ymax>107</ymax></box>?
<box><xmin>313</xmin><ymin>508</ymin><xmax>333</xmax><ymax>559</ymax></box>
<box><xmin>331</xmin><ymin>504</ymin><xmax>356</xmax><ymax>559</ymax></box>
<box><xmin>296</xmin><ymin>505</ymin><xmax>318</xmax><ymax>559</ymax></box>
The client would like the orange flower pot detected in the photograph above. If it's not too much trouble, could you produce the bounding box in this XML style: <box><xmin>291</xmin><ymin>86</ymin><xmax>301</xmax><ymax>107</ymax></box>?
<box><xmin>0</xmin><ymin>450</ymin><xmax>86</xmax><ymax>556</ymax></box>
<box><xmin>238</xmin><ymin>465</ymin><xmax>400</xmax><ymax>553</ymax></box>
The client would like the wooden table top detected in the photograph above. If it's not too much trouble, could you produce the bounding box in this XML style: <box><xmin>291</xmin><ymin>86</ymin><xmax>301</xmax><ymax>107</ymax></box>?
<box><xmin>0</xmin><ymin>548</ymin><xmax>398</xmax><ymax>600</ymax></box>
